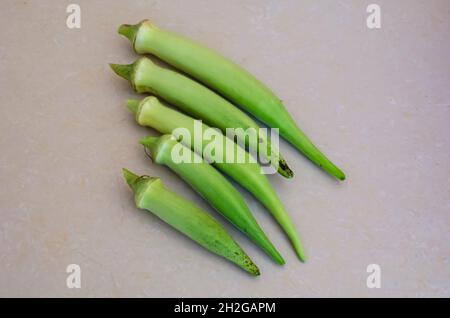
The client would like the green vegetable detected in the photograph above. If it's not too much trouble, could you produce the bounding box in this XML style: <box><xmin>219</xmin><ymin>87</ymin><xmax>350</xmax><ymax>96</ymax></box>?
<box><xmin>123</xmin><ymin>168</ymin><xmax>260</xmax><ymax>276</ymax></box>
<box><xmin>140</xmin><ymin>134</ymin><xmax>285</xmax><ymax>264</ymax></box>
<box><xmin>110</xmin><ymin>57</ymin><xmax>292</xmax><ymax>179</ymax></box>
<box><xmin>126</xmin><ymin>96</ymin><xmax>306</xmax><ymax>261</ymax></box>
<box><xmin>119</xmin><ymin>20</ymin><xmax>345</xmax><ymax>180</ymax></box>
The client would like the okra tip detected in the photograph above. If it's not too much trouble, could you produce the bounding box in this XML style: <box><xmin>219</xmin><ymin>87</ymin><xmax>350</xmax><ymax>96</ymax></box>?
<box><xmin>295</xmin><ymin>244</ymin><xmax>307</xmax><ymax>263</ymax></box>
<box><xmin>337</xmin><ymin>170</ymin><xmax>346</xmax><ymax>181</ymax></box>
<box><xmin>278</xmin><ymin>160</ymin><xmax>294</xmax><ymax>179</ymax></box>
<box><xmin>324</xmin><ymin>160</ymin><xmax>346</xmax><ymax>181</ymax></box>
<box><xmin>110</xmin><ymin>63</ymin><xmax>134</xmax><ymax>82</ymax></box>
<box><xmin>252</xmin><ymin>267</ymin><xmax>261</xmax><ymax>276</ymax></box>
<box><xmin>242</xmin><ymin>258</ymin><xmax>260</xmax><ymax>276</ymax></box>
<box><xmin>330</xmin><ymin>166</ymin><xmax>346</xmax><ymax>181</ymax></box>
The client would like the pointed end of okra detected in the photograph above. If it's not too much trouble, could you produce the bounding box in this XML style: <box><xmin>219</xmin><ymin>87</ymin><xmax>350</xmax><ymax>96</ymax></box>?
<box><xmin>274</xmin><ymin>253</ymin><xmax>286</xmax><ymax>266</ymax></box>
<box><xmin>329</xmin><ymin>164</ymin><xmax>346</xmax><ymax>181</ymax></box>
<box><xmin>337</xmin><ymin>170</ymin><xmax>346</xmax><ymax>181</ymax></box>
<box><xmin>244</xmin><ymin>260</ymin><xmax>261</xmax><ymax>276</ymax></box>
<box><xmin>122</xmin><ymin>168</ymin><xmax>140</xmax><ymax>190</ymax></box>
<box><xmin>118</xmin><ymin>23</ymin><xmax>140</xmax><ymax>45</ymax></box>
<box><xmin>277</xmin><ymin>160</ymin><xmax>294</xmax><ymax>179</ymax></box>
<box><xmin>295</xmin><ymin>244</ymin><xmax>307</xmax><ymax>263</ymax></box>
<box><xmin>319</xmin><ymin>154</ymin><xmax>346</xmax><ymax>181</ymax></box>
<box><xmin>109</xmin><ymin>63</ymin><xmax>134</xmax><ymax>82</ymax></box>
<box><xmin>126</xmin><ymin>99</ymin><xmax>140</xmax><ymax>115</ymax></box>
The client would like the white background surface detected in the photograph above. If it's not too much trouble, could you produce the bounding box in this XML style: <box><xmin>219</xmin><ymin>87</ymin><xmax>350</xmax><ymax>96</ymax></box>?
<box><xmin>0</xmin><ymin>0</ymin><xmax>449</xmax><ymax>297</ymax></box>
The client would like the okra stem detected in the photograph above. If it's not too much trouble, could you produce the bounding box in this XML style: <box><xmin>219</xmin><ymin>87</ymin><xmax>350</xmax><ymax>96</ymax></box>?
<box><xmin>123</xmin><ymin>168</ymin><xmax>260</xmax><ymax>275</ymax></box>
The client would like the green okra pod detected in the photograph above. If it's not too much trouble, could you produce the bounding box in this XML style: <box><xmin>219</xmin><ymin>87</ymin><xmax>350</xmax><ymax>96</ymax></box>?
<box><xmin>119</xmin><ymin>20</ymin><xmax>345</xmax><ymax>180</ymax></box>
<box><xmin>123</xmin><ymin>168</ymin><xmax>260</xmax><ymax>276</ymax></box>
<box><xmin>127</xmin><ymin>97</ymin><xmax>306</xmax><ymax>261</ymax></box>
<box><xmin>110</xmin><ymin>57</ymin><xmax>293</xmax><ymax>179</ymax></box>
<box><xmin>140</xmin><ymin>134</ymin><xmax>285</xmax><ymax>265</ymax></box>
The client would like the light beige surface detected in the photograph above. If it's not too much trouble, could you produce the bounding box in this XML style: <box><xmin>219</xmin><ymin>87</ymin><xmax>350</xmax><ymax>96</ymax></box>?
<box><xmin>0</xmin><ymin>0</ymin><xmax>449</xmax><ymax>297</ymax></box>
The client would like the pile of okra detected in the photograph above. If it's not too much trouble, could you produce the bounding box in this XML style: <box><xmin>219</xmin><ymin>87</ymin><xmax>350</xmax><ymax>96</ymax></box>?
<box><xmin>112</xmin><ymin>20</ymin><xmax>345</xmax><ymax>276</ymax></box>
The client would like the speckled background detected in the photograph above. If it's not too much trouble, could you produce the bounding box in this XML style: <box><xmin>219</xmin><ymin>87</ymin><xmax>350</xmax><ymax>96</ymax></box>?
<box><xmin>0</xmin><ymin>0</ymin><xmax>449</xmax><ymax>297</ymax></box>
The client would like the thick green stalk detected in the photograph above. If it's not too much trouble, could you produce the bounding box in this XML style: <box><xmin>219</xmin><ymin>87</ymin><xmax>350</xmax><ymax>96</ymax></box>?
<box><xmin>127</xmin><ymin>97</ymin><xmax>306</xmax><ymax>261</ymax></box>
<box><xmin>141</xmin><ymin>134</ymin><xmax>285</xmax><ymax>265</ymax></box>
<box><xmin>119</xmin><ymin>20</ymin><xmax>345</xmax><ymax>180</ymax></box>
<box><xmin>123</xmin><ymin>168</ymin><xmax>260</xmax><ymax>276</ymax></box>
<box><xmin>110</xmin><ymin>57</ymin><xmax>293</xmax><ymax>179</ymax></box>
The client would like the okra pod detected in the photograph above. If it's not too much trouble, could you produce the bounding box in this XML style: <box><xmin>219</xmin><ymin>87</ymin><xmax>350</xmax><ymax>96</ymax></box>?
<box><xmin>123</xmin><ymin>168</ymin><xmax>260</xmax><ymax>275</ymax></box>
<box><xmin>140</xmin><ymin>134</ymin><xmax>285</xmax><ymax>264</ymax></box>
<box><xmin>119</xmin><ymin>20</ymin><xmax>345</xmax><ymax>180</ymax></box>
<box><xmin>110</xmin><ymin>57</ymin><xmax>293</xmax><ymax>178</ymax></box>
<box><xmin>127</xmin><ymin>97</ymin><xmax>306</xmax><ymax>261</ymax></box>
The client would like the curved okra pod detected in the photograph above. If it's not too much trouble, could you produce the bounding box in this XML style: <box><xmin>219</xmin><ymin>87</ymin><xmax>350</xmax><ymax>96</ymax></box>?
<box><xmin>118</xmin><ymin>20</ymin><xmax>345</xmax><ymax>180</ymax></box>
<box><xmin>123</xmin><ymin>168</ymin><xmax>260</xmax><ymax>276</ymax></box>
<box><xmin>127</xmin><ymin>97</ymin><xmax>306</xmax><ymax>261</ymax></box>
<box><xmin>110</xmin><ymin>57</ymin><xmax>293</xmax><ymax>179</ymax></box>
<box><xmin>140</xmin><ymin>134</ymin><xmax>285</xmax><ymax>265</ymax></box>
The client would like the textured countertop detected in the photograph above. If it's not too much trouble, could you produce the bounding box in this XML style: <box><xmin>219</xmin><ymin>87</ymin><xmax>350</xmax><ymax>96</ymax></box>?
<box><xmin>0</xmin><ymin>0</ymin><xmax>449</xmax><ymax>297</ymax></box>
